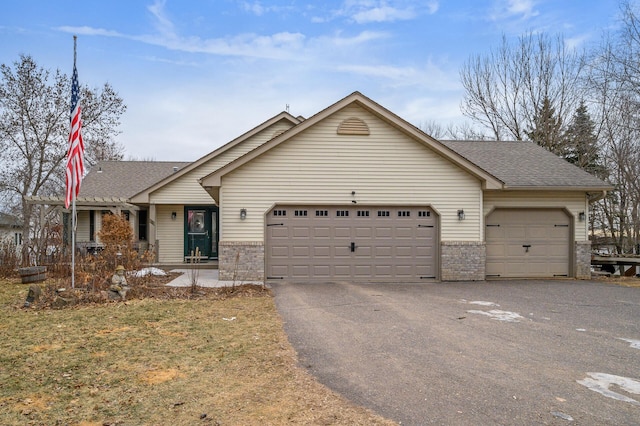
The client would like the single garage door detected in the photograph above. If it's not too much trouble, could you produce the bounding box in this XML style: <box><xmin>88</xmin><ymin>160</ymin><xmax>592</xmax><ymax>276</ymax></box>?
<box><xmin>266</xmin><ymin>205</ymin><xmax>438</xmax><ymax>282</ymax></box>
<box><xmin>485</xmin><ymin>208</ymin><xmax>571</xmax><ymax>278</ymax></box>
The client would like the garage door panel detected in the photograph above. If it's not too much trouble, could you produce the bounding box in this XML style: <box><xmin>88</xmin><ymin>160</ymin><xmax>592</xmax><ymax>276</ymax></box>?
<box><xmin>486</xmin><ymin>209</ymin><xmax>570</xmax><ymax>278</ymax></box>
<box><xmin>313</xmin><ymin>227</ymin><xmax>331</xmax><ymax>238</ymax></box>
<box><xmin>395</xmin><ymin>246</ymin><xmax>413</xmax><ymax>257</ymax></box>
<box><xmin>267</xmin><ymin>205</ymin><xmax>439</xmax><ymax>282</ymax></box>
<box><xmin>291</xmin><ymin>265</ymin><xmax>310</xmax><ymax>277</ymax></box>
<box><xmin>376</xmin><ymin>227</ymin><xmax>393</xmax><ymax>238</ymax></box>
<box><xmin>334</xmin><ymin>265</ymin><xmax>351</xmax><ymax>277</ymax></box>
<box><xmin>292</xmin><ymin>227</ymin><xmax>310</xmax><ymax>238</ymax></box>
<box><xmin>395</xmin><ymin>227</ymin><xmax>413</xmax><ymax>238</ymax></box>
<box><xmin>271</xmin><ymin>245</ymin><xmax>291</xmax><ymax>257</ymax></box>
<box><xmin>355</xmin><ymin>227</ymin><xmax>373</xmax><ymax>238</ymax></box>
<box><xmin>313</xmin><ymin>246</ymin><xmax>331</xmax><ymax>257</ymax></box>
<box><xmin>271</xmin><ymin>265</ymin><xmax>289</xmax><ymax>276</ymax></box>
<box><xmin>374</xmin><ymin>265</ymin><xmax>393</xmax><ymax>276</ymax></box>
<box><xmin>505</xmin><ymin>226</ymin><xmax>526</xmax><ymax>238</ymax></box>
<box><xmin>291</xmin><ymin>246</ymin><xmax>310</xmax><ymax>257</ymax></box>
<box><xmin>313</xmin><ymin>265</ymin><xmax>330</xmax><ymax>276</ymax></box>
<box><xmin>270</xmin><ymin>227</ymin><xmax>289</xmax><ymax>238</ymax></box>
<box><xmin>375</xmin><ymin>246</ymin><xmax>393</xmax><ymax>257</ymax></box>
<box><xmin>334</xmin><ymin>227</ymin><xmax>351</xmax><ymax>238</ymax></box>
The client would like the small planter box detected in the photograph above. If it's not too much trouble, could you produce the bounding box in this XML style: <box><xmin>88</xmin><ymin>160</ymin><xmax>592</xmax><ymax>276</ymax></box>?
<box><xmin>18</xmin><ymin>266</ymin><xmax>47</xmax><ymax>284</ymax></box>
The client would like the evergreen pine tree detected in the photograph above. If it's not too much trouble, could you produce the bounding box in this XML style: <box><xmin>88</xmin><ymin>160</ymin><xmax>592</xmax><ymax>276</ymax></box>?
<box><xmin>563</xmin><ymin>101</ymin><xmax>605</xmax><ymax>178</ymax></box>
<box><xmin>526</xmin><ymin>97</ymin><xmax>565</xmax><ymax>156</ymax></box>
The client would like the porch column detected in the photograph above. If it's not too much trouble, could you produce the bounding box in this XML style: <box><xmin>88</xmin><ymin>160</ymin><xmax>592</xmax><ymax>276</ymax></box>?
<box><xmin>149</xmin><ymin>204</ymin><xmax>157</xmax><ymax>255</ymax></box>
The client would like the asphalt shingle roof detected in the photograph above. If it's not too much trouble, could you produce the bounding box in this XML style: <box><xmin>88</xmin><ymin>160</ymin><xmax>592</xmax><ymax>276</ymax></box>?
<box><xmin>441</xmin><ymin>140</ymin><xmax>611</xmax><ymax>189</ymax></box>
<box><xmin>79</xmin><ymin>161</ymin><xmax>190</xmax><ymax>199</ymax></box>
<box><xmin>79</xmin><ymin>141</ymin><xmax>610</xmax><ymax>200</ymax></box>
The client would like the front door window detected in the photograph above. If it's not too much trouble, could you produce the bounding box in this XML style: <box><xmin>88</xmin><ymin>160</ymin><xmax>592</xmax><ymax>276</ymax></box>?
<box><xmin>187</xmin><ymin>209</ymin><xmax>209</xmax><ymax>258</ymax></box>
<box><xmin>185</xmin><ymin>207</ymin><xmax>218</xmax><ymax>259</ymax></box>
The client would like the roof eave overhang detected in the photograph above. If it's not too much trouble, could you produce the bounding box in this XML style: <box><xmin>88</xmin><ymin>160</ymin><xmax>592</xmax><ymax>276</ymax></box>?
<box><xmin>25</xmin><ymin>196</ymin><xmax>140</xmax><ymax>211</ymax></box>
<box><xmin>496</xmin><ymin>185</ymin><xmax>614</xmax><ymax>192</ymax></box>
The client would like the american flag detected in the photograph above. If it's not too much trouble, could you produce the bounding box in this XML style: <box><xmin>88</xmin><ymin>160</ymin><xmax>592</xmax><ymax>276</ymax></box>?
<box><xmin>64</xmin><ymin>61</ymin><xmax>84</xmax><ymax>209</ymax></box>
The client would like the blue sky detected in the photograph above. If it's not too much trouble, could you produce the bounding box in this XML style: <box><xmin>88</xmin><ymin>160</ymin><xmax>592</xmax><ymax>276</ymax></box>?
<box><xmin>1</xmin><ymin>0</ymin><xmax>622</xmax><ymax>161</ymax></box>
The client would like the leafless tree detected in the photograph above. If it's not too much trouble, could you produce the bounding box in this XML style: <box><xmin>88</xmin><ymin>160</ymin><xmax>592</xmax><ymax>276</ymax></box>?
<box><xmin>0</xmin><ymin>55</ymin><xmax>126</xmax><ymax>264</ymax></box>
<box><xmin>460</xmin><ymin>32</ymin><xmax>584</xmax><ymax>147</ymax></box>
<box><xmin>419</xmin><ymin>119</ymin><xmax>490</xmax><ymax>141</ymax></box>
<box><xmin>583</xmin><ymin>1</ymin><xmax>640</xmax><ymax>254</ymax></box>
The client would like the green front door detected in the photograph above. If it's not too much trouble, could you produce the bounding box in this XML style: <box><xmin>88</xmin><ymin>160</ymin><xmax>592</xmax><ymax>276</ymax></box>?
<box><xmin>185</xmin><ymin>207</ymin><xmax>218</xmax><ymax>259</ymax></box>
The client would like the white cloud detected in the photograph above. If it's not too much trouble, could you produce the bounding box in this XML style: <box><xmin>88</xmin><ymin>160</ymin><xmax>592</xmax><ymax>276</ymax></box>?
<box><xmin>564</xmin><ymin>33</ymin><xmax>591</xmax><ymax>50</ymax></box>
<box><xmin>313</xmin><ymin>1</ymin><xmax>436</xmax><ymax>24</ymax></box>
<box><xmin>147</xmin><ymin>0</ymin><xmax>175</xmax><ymax>38</ymax></box>
<box><xmin>490</xmin><ymin>0</ymin><xmax>539</xmax><ymax>21</ymax></box>
<box><xmin>241</xmin><ymin>1</ymin><xmax>267</xmax><ymax>16</ymax></box>
<box><xmin>57</xmin><ymin>26</ymin><xmax>123</xmax><ymax>38</ymax></box>
<box><xmin>57</xmin><ymin>0</ymin><xmax>390</xmax><ymax>62</ymax></box>
<box><xmin>336</xmin><ymin>59</ymin><xmax>460</xmax><ymax>92</ymax></box>
<box><xmin>352</xmin><ymin>6</ymin><xmax>416</xmax><ymax>23</ymax></box>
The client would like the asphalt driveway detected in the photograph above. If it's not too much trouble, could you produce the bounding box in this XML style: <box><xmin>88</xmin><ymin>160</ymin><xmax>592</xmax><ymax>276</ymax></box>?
<box><xmin>271</xmin><ymin>280</ymin><xmax>640</xmax><ymax>425</ymax></box>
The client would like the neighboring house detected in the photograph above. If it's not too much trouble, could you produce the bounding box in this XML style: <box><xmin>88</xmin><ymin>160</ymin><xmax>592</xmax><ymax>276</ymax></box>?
<box><xmin>32</xmin><ymin>92</ymin><xmax>613</xmax><ymax>281</ymax></box>
<box><xmin>0</xmin><ymin>212</ymin><xmax>22</xmax><ymax>247</ymax></box>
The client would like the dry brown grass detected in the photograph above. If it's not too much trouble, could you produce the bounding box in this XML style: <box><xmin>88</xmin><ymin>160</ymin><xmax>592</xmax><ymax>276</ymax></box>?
<box><xmin>0</xmin><ymin>279</ymin><xmax>396</xmax><ymax>425</ymax></box>
<box><xmin>596</xmin><ymin>276</ymin><xmax>640</xmax><ymax>287</ymax></box>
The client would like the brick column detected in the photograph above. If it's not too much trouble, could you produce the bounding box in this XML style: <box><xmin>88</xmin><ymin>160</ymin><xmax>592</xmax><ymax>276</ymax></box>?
<box><xmin>575</xmin><ymin>241</ymin><xmax>592</xmax><ymax>279</ymax></box>
<box><xmin>440</xmin><ymin>241</ymin><xmax>486</xmax><ymax>281</ymax></box>
<box><xmin>218</xmin><ymin>241</ymin><xmax>264</xmax><ymax>282</ymax></box>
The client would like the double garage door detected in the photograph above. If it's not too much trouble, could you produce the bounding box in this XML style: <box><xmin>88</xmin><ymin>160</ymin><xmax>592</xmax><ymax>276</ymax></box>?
<box><xmin>266</xmin><ymin>205</ymin><xmax>438</xmax><ymax>282</ymax></box>
<box><xmin>485</xmin><ymin>209</ymin><xmax>571</xmax><ymax>278</ymax></box>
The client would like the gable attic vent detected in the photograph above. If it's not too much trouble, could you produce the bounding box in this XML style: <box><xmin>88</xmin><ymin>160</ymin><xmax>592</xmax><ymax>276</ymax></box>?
<box><xmin>337</xmin><ymin>117</ymin><xmax>370</xmax><ymax>135</ymax></box>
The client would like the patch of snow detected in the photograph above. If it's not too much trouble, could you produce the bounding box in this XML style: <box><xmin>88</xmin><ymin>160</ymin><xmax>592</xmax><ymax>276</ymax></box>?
<box><xmin>577</xmin><ymin>373</ymin><xmax>640</xmax><ymax>406</ymax></box>
<box><xmin>134</xmin><ymin>267</ymin><xmax>168</xmax><ymax>277</ymax></box>
<box><xmin>467</xmin><ymin>309</ymin><xmax>524</xmax><ymax>322</ymax></box>
<box><xmin>468</xmin><ymin>301</ymin><xmax>500</xmax><ymax>307</ymax></box>
<box><xmin>618</xmin><ymin>338</ymin><xmax>640</xmax><ymax>349</ymax></box>
<box><xmin>551</xmin><ymin>411</ymin><xmax>574</xmax><ymax>421</ymax></box>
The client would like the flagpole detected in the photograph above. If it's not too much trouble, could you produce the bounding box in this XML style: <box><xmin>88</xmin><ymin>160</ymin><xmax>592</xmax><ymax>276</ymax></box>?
<box><xmin>71</xmin><ymin>35</ymin><xmax>77</xmax><ymax>289</ymax></box>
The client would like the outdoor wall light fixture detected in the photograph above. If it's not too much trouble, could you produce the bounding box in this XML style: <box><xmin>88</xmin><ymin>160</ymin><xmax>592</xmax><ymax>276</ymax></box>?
<box><xmin>457</xmin><ymin>209</ymin><xmax>465</xmax><ymax>220</ymax></box>
<box><xmin>240</xmin><ymin>208</ymin><xmax>247</xmax><ymax>220</ymax></box>
<box><xmin>578</xmin><ymin>211</ymin><xmax>586</xmax><ymax>222</ymax></box>
<box><xmin>171</xmin><ymin>211</ymin><xmax>177</xmax><ymax>221</ymax></box>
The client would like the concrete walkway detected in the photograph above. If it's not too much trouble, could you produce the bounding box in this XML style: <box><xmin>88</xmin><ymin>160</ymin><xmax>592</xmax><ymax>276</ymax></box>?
<box><xmin>165</xmin><ymin>268</ymin><xmax>263</xmax><ymax>288</ymax></box>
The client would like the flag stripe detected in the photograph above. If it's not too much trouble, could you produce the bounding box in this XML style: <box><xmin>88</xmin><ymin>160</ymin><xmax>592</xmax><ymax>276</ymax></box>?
<box><xmin>65</xmin><ymin>64</ymin><xmax>84</xmax><ymax>209</ymax></box>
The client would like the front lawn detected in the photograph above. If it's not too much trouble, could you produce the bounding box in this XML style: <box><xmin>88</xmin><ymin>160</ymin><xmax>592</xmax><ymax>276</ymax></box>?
<box><xmin>0</xmin><ymin>279</ymin><xmax>394</xmax><ymax>425</ymax></box>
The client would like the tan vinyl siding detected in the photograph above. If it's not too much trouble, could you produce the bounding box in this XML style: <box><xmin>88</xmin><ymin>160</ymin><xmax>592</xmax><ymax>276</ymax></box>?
<box><xmin>150</xmin><ymin>121</ymin><xmax>295</xmax><ymax>204</ymax></box>
<box><xmin>220</xmin><ymin>104</ymin><xmax>483</xmax><ymax>242</ymax></box>
<box><xmin>156</xmin><ymin>205</ymin><xmax>184</xmax><ymax>262</ymax></box>
<box><xmin>484</xmin><ymin>191</ymin><xmax>588</xmax><ymax>241</ymax></box>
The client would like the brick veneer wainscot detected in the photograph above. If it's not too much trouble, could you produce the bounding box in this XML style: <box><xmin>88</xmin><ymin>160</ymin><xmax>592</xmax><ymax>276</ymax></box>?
<box><xmin>440</xmin><ymin>241</ymin><xmax>486</xmax><ymax>281</ymax></box>
<box><xmin>218</xmin><ymin>241</ymin><xmax>264</xmax><ymax>281</ymax></box>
